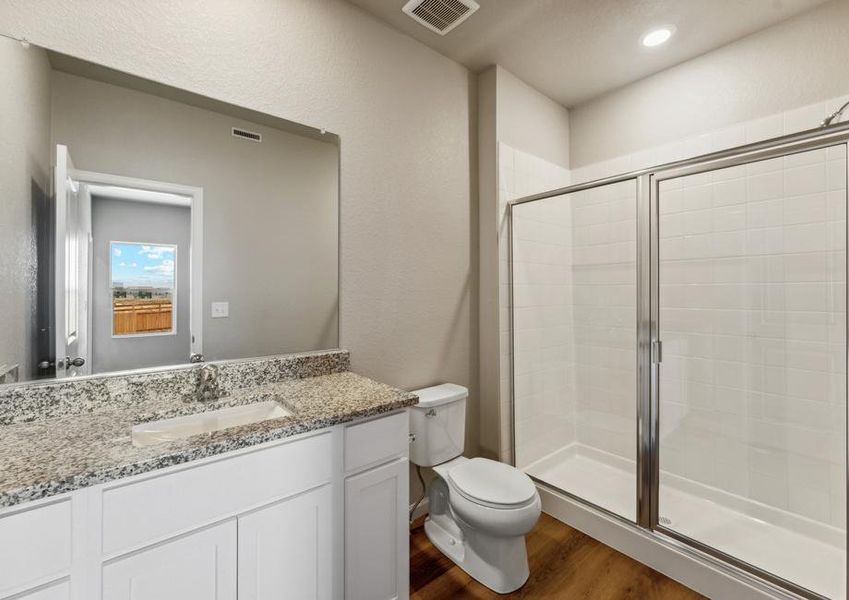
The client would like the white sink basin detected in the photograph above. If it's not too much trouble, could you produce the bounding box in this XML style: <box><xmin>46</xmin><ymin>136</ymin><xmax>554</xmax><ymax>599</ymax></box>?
<box><xmin>132</xmin><ymin>401</ymin><xmax>292</xmax><ymax>447</ymax></box>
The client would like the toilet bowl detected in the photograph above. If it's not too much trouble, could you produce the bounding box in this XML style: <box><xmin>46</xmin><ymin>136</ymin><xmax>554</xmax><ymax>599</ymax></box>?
<box><xmin>410</xmin><ymin>384</ymin><xmax>541</xmax><ymax>594</ymax></box>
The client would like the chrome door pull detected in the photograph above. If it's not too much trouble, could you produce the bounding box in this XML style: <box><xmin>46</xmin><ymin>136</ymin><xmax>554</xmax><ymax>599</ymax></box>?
<box><xmin>652</xmin><ymin>341</ymin><xmax>662</xmax><ymax>364</ymax></box>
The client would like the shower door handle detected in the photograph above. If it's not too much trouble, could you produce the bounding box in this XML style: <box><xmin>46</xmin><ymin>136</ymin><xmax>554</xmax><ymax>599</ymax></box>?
<box><xmin>652</xmin><ymin>340</ymin><xmax>663</xmax><ymax>364</ymax></box>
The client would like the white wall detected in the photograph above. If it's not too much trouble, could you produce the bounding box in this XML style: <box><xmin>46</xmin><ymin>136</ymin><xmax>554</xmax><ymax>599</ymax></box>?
<box><xmin>569</xmin><ymin>0</ymin><xmax>849</xmax><ymax>168</ymax></box>
<box><xmin>0</xmin><ymin>0</ymin><xmax>477</xmax><ymax>420</ymax></box>
<box><xmin>0</xmin><ymin>40</ymin><xmax>51</xmax><ymax>380</ymax></box>
<box><xmin>496</xmin><ymin>68</ymin><xmax>570</xmax><ymax>170</ymax></box>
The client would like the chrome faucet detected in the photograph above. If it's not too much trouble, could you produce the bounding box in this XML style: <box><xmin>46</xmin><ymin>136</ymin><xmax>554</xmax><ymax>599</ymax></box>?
<box><xmin>196</xmin><ymin>363</ymin><xmax>220</xmax><ymax>402</ymax></box>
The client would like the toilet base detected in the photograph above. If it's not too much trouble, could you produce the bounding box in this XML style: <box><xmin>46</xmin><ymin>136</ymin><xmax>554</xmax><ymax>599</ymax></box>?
<box><xmin>424</xmin><ymin>515</ymin><xmax>530</xmax><ymax>594</ymax></box>
<box><xmin>424</xmin><ymin>474</ymin><xmax>532</xmax><ymax>594</ymax></box>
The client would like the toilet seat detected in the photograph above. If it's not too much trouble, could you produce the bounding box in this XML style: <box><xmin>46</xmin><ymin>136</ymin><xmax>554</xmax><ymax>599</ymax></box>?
<box><xmin>447</xmin><ymin>458</ymin><xmax>537</xmax><ymax>509</ymax></box>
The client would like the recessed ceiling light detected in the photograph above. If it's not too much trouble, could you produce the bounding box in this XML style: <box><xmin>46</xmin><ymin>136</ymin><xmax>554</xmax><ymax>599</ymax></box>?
<box><xmin>641</xmin><ymin>26</ymin><xmax>675</xmax><ymax>48</ymax></box>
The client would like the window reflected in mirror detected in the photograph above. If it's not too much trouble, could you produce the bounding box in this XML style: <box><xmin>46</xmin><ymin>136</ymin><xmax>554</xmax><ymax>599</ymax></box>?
<box><xmin>110</xmin><ymin>242</ymin><xmax>177</xmax><ymax>337</ymax></box>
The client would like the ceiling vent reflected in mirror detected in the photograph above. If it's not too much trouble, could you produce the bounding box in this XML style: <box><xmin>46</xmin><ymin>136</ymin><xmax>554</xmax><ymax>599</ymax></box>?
<box><xmin>231</xmin><ymin>127</ymin><xmax>262</xmax><ymax>143</ymax></box>
<box><xmin>402</xmin><ymin>0</ymin><xmax>479</xmax><ymax>36</ymax></box>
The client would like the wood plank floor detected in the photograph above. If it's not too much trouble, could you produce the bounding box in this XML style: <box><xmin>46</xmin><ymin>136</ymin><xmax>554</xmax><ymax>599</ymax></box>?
<box><xmin>410</xmin><ymin>513</ymin><xmax>705</xmax><ymax>599</ymax></box>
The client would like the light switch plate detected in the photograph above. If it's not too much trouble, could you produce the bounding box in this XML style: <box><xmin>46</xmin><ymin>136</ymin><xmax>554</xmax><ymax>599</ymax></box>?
<box><xmin>211</xmin><ymin>302</ymin><xmax>229</xmax><ymax>318</ymax></box>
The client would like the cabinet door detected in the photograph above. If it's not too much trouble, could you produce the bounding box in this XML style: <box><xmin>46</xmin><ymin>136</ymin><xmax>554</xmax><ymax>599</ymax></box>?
<box><xmin>238</xmin><ymin>485</ymin><xmax>333</xmax><ymax>600</ymax></box>
<box><xmin>345</xmin><ymin>459</ymin><xmax>409</xmax><ymax>600</ymax></box>
<box><xmin>15</xmin><ymin>581</ymin><xmax>70</xmax><ymax>600</ymax></box>
<box><xmin>102</xmin><ymin>520</ymin><xmax>236</xmax><ymax>600</ymax></box>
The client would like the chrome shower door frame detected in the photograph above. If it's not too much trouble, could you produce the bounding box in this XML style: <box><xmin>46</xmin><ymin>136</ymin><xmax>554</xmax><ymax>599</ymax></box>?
<box><xmin>648</xmin><ymin>127</ymin><xmax>849</xmax><ymax>600</ymax></box>
<box><xmin>507</xmin><ymin>120</ymin><xmax>849</xmax><ymax>600</ymax></box>
<box><xmin>508</xmin><ymin>173</ymin><xmax>645</xmax><ymax>526</ymax></box>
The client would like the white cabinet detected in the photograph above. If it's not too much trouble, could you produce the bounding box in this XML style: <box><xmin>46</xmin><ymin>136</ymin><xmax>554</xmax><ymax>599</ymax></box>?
<box><xmin>345</xmin><ymin>458</ymin><xmax>409</xmax><ymax>600</ymax></box>
<box><xmin>1</xmin><ymin>412</ymin><xmax>410</xmax><ymax>600</ymax></box>
<box><xmin>102</xmin><ymin>520</ymin><xmax>237</xmax><ymax>600</ymax></box>
<box><xmin>344</xmin><ymin>411</ymin><xmax>408</xmax><ymax>473</ymax></box>
<box><xmin>14</xmin><ymin>581</ymin><xmax>70</xmax><ymax>600</ymax></box>
<box><xmin>102</xmin><ymin>432</ymin><xmax>331</xmax><ymax>556</ymax></box>
<box><xmin>238</xmin><ymin>485</ymin><xmax>333</xmax><ymax>600</ymax></box>
<box><xmin>0</xmin><ymin>500</ymin><xmax>71</xmax><ymax>597</ymax></box>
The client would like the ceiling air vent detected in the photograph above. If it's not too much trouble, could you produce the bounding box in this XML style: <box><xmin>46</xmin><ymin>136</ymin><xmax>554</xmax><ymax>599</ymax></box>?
<box><xmin>402</xmin><ymin>0</ymin><xmax>479</xmax><ymax>36</ymax></box>
<box><xmin>231</xmin><ymin>127</ymin><xmax>262</xmax><ymax>143</ymax></box>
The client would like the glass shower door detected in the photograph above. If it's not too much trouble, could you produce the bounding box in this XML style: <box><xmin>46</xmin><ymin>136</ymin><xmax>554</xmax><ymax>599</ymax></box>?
<box><xmin>653</xmin><ymin>143</ymin><xmax>848</xmax><ymax>599</ymax></box>
<box><xmin>511</xmin><ymin>178</ymin><xmax>639</xmax><ymax>522</ymax></box>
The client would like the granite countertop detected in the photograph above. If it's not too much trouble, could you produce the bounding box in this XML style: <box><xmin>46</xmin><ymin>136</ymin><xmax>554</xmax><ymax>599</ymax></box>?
<box><xmin>0</xmin><ymin>371</ymin><xmax>417</xmax><ymax>508</ymax></box>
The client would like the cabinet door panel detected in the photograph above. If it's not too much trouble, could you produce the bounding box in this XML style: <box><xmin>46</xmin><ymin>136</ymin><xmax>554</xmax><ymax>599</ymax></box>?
<box><xmin>0</xmin><ymin>500</ymin><xmax>72</xmax><ymax>596</ymax></box>
<box><xmin>238</xmin><ymin>485</ymin><xmax>332</xmax><ymax>600</ymax></box>
<box><xmin>345</xmin><ymin>459</ymin><xmax>409</xmax><ymax>600</ymax></box>
<box><xmin>102</xmin><ymin>520</ymin><xmax>236</xmax><ymax>600</ymax></box>
<box><xmin>14</xmin><ymin>580</ymin><xmax>70</xmax><ymax>600</ymax></box>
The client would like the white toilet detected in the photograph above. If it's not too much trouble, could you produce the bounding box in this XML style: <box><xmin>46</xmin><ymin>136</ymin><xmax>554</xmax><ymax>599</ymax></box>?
<box><xmin>410</xmin><ymin>383</ymin><xmax>541</xmax><ymax>594</ymax></box>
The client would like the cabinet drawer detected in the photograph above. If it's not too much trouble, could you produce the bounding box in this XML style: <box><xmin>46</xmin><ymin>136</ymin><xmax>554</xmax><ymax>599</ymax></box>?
<box><xmin>0</xmin><ymin>500</ymin><xmax>72</xmax><ymax>597</ymax></box>
<box><xmin>345</xmin><ymin>411</ymin><xmax>408</xmax><ymax>473</ymax></box>
<box><xmin>102</xmin><ymin>432</ymin><xmax>331</xmax><ymax>556</ymax></box>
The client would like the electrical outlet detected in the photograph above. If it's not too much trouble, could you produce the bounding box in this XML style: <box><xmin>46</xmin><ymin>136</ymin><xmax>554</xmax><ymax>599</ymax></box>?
<box><xmin>211</xmin><ymin>302</ymin><xmax>229</xmax><ymax>318</ymax></box>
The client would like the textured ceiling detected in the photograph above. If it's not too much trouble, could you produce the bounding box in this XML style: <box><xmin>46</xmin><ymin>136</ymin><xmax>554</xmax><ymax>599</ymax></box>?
<box><xmin>346</xmin><ymin>0</ymin><xmax>831</xmax><ymax>107</ymax></box>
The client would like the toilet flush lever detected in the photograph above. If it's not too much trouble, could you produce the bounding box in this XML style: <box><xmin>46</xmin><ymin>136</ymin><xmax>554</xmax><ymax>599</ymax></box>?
<box><xmin>425</xmin><ymin>408</ymin><xmax>437</xmax><ymax>418</ymax></box>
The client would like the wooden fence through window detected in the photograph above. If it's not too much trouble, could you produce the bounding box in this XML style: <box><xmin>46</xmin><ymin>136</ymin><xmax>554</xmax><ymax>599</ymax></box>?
<box><xmin>113</xmin><ymin>299</ymin><xmax>173</xmax><ymax>335</ymax></box>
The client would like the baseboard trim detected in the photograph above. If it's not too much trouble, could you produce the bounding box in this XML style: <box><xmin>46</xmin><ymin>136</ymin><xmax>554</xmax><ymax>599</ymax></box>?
<box><xmin>538</xmin><ymin>484</ymin><xmax>799</xmax><ymax>600</ymax></box>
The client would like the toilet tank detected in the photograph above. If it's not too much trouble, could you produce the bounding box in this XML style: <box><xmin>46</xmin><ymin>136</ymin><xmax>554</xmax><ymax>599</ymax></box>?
<box><xmin>409</xmin><ymin>383</ymin><xmax>468</xmax><ymax>467</ymax></box>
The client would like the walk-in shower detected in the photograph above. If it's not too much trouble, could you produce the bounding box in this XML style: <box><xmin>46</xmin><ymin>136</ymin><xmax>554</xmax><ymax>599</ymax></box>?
<box><xmin>509</xmin><ymin>122</ymin><xmax>849</xmax><ymax>599</ymax></box>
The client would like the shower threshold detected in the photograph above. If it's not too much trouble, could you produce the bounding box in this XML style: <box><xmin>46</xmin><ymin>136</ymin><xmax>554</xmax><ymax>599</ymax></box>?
<box><xmin>524</xmin><ymin>444</ymin><xmax>845</xmax><ymax>599</ymax></box>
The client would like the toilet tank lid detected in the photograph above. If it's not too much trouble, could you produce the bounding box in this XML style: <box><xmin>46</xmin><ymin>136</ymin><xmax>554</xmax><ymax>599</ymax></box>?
<box><xmin>411</xmin><ymin>383</ymin><xmax>468</xmax><ymax>408</ymax></box>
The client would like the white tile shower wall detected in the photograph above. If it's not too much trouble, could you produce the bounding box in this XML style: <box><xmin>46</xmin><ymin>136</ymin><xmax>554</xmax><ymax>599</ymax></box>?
<box><xmin>567</xmin><ymin>96</ymin><xmax>849</xmax><ymax>529</ymax></box>
<box><xmin>511</xmin><ymin>180</ymin><xmax>639</xmax><ymax>474</ymax></box>
<box><xmin>658</xmin><ymin>145</ymin><xmax>847</xmax><ymax>529</ymax></box>
<box><xmin>569</xmin><ymin>181</ymin><xmax>637</xmax><ymax>461</ymax></box>
<box><xmin>500</xmin><ymin>143</ymin><xmax>571</xmax><ymax>466</ymax></box>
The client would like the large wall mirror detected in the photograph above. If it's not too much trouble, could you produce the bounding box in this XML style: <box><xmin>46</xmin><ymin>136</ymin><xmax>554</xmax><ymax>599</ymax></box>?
<box><xmin>0</xmin><ymin>35</ymin><xmax>340</xmax><ymax>384</ymax></box>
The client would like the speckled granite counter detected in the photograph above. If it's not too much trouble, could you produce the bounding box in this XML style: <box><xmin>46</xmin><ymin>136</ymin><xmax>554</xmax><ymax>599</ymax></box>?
<box><xmin>0</xmin><ymin>352</ymin><xmax>417</xmax><ymax>508</ymax></box>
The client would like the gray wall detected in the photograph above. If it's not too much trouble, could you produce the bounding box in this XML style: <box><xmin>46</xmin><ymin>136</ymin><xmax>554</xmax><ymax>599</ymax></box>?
<box><xmin>50</xmin><ymin>70</ymin><xmax>339</xmax><ymax>362</ymax></box>
<box><xmin>0</xmin><ymin>2</ymin><xmax>476</xmax><ymax>434</ymax></box>
<box><xmin>90</xmin><ymin>197</ymin><xmax>191</xmax><ymax>373</ymax></box>
<box><xmin>0</xmin><ymin>38</ymin><xmax>51</xmax><ymax>380</ymax></box>
<box><xmin>569</xmin><ymin>0</ymin><xmax>849</xmax><ymax>168</ymax></box>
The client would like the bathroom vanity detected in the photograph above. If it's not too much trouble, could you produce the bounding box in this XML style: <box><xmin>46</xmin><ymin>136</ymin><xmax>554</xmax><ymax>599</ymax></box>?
<box><xmin>0</xmin><ymin>350</ymin><xmax>415</xmax><ymax>600</ymax></box>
